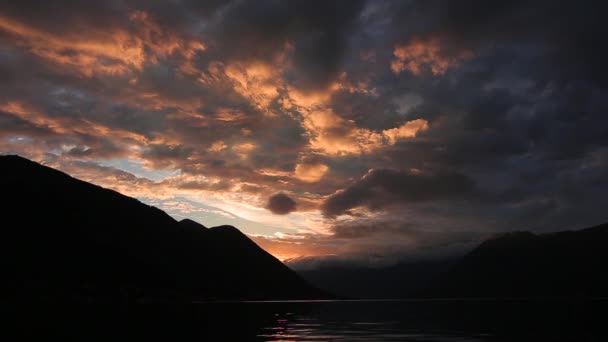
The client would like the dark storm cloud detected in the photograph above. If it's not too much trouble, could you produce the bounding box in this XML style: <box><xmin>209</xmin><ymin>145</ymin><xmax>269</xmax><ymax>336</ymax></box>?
<box><xmin>140</xmin><ymin>144</ymin><xmax>194</xmax><ymax>169</ymax></box>
<box><xmin>0</xmin><ymin>109</ymin><xmax>56</xmax><ymax>139</ymax></box>
<box><xmin>0</xmin><ymin>1</ymin><xmax>128</xmax><ymax>34</ymax></box>
<box><xmin>384</xmin><ymin>0</ymin><xmax>608</xmax><ymax>85</ymax></box>
<box><xmin>281</xmin><ymin>216</ymin><xmax>483</xmax><ymax>269</ymax></box>
<box><xmin>331</xmin><ymin>219</ymin><xmax>417</xmax><ymax>239</ymax></box>
<box><xmin>322</xmin><ymin>169</ymin><xmax>474</xmax><ymax>217</ymax></box>
<box><xmin>0</xmin><ymin>0</ymin><xmax>224</xmax><ymax>37</ymax></box>
<box><xmin>207</xmin><ymin>0</ymin><xmax>367</xmax><ymax>90</ymax></box>
<box><xmin>328</xmin><ymin>89</ymin><xmax>400</xmax><ymax>131</ymax></box>
<box><xmin>266</xmin><ymin>192</ymin><xmax>297</xmax><ymax>215</ymax></box>
<box><xmin>331</xmin><ymin>217</ymin><xmax>481</xmax><ymax>253</ymax></box>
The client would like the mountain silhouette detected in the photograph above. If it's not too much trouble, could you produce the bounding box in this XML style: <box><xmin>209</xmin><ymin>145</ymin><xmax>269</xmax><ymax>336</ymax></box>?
<box><xmin>290</xmin><ymin>258</ymin><xmax>453</xmax><ymax>299</ymax></box>
<box><xmin>423</xmin><ymin>224</ymin><xmax>608</xmax><ymax>298</ymax></box>
<box><xmin>291</xmin><ymin>224</ymin><xmax>608</xmax><ymax>299</ymax></box>
<box><xmin>1</xmin><ymin>155</ymin><xmax>327</xmax><ymax>301</ymax></box>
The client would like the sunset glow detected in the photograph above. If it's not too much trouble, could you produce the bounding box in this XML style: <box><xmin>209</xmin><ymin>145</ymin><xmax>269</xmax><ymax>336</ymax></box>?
<box><xmin>2</xmin><ymin>1</ymin><xmax>607</xmax><ymax>264</ymax></box>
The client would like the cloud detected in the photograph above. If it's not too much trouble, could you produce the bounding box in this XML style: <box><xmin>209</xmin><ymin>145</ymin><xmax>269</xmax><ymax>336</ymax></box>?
<box><xmin>209</xmin><ymin>0</ymin><xmax>367</xmax><ymax>90</ymax></box>
<box><xmin>1</xmin><ymin>0</ymin><xmax>608</xmax><ymax>264</ymax></box>
<box><xmin>391</xmin><ymin>37</ymin><xmax>473</xmax><ymax>75</ymax></box>
<box><xmin>322</xmin><ymin>169</ymin><xmax>475</xmax><ymax>217</ymax></box>
<box><xmin>295</xmin><ymin>161</ymin><xmax>329</xmax><ymax>183</ymax></box>
<box><xmin>265</xmin><ymin>192</ymin><xmax>297</xmax><ymax>215</ymax></box>
<box><xmin>255</xmin><ymin>214</ymin><xmax>482</xmax><ymax>265</ymax></box>
<box><xmin>382</xmin><ymin>118</ymin><xmax>429</xmax><ymax>144</ymax></box>
<box><xmin>208</xmin><ymin>141</ymin><xmax>227</xmax><ymax>152</ymax></box>
<box><xmin>0</xmin><ymin>9</ymin><xmax>205</xmax><ymax>77</ymax></box>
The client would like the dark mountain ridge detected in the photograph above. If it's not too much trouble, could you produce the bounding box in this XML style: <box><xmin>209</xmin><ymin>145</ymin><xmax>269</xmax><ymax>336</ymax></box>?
<box><xmin>424</xmin><ymin>223</ymin><xmax>608</xmax><ymax>298</ymax></box>
<box><xmin>292</xmin><ymin>224</ymin><xmax>608</xmax><ymax>299</ymax></box>
<box><xmin>3</xmin><ymin>154</ymin><xmax>606</xmax><ymax>301</ymax></box>
<box><xmin>1</xmin><ymin>155</ymin><xmax>327</xmax><ymax>301</ymax></box>
<box><xmin>291</xmin><ymin>258</ymin><xmax>454</xmax><ymax>299</ymax></box>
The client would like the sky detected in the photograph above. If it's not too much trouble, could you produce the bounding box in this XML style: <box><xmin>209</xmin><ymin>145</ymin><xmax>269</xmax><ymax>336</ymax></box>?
<box><xmin>1</xmin><ymin>1</ymin><xmax>607</xmax><ymax>264</ymax></box>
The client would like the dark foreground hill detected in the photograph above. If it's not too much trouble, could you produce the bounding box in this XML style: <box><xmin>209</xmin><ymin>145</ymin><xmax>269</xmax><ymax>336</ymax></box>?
<box><xmin>291</xmin><ymin>224</ymin><xmax>608</xmax><ymax>299</ymax></box>
<box><xmin>0</xmin><ymin>155</ymin><xmax>327</xmax><ymax>301</ymax></box>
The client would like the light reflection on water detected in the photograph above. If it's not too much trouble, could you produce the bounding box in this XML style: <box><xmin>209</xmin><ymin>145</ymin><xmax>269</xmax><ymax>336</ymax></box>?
<box><xmin>256</xmin><ymin>308</ymin><xmax>490</xmax><ymax>341</ymax></box>
<box><xmin>13</xmin><ymin>298</ymin><xmax>607</xmax><ymax>341</ymax></box>
<box><xmin>235</xmin><ymin>299</ymin><xmax>605</xmax><ymax>342</ymax></box>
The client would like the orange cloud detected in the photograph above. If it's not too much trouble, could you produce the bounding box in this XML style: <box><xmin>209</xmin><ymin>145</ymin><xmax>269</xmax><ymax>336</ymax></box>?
<box><xmin>295</xmin><ymin>162</ymin><xmax>329</xmax><ymax>183</ymax></box>
<box><xmin>0</xmin><ymin>11</ymin><xmax>205</xmax><ymax>77</ymax></box>
<box><xmin>214</xmin><ymin>108</ymin><xmax>247</xmax><ymax>122</ymax></box>
<box><xmin>233</xmin><ymin>142</ymin><xmax>256</xmax><ymax>152</ymax></box>
<box><xmin>330</xmin><ymin>72</ymin><xmax>377</xmax><ymax>96</ymax></box>
<box><xmin>208</xmin><ymin>141</ymin><xmax>227</xmax><ymax>152</ymax></box>
<box><xmin>256</xmin><ymin>169</ymin><xmax>292</xmax><ymax>178</ymax></box>
<box><xmin>391</xmin><ymin>37</ymin><xmax>473</xmax><ymax>75</ymax></box>
<box><xmin>233</xmin><ymin>142</ymin><xmax>256</xmax><ymax>159</ymax></box>
<box><xmin>383</xmin><ymin>118</ymin><xmax>430</xmax><ymax>144</ymax></box>
<box><xmin>0</xmin><ymin>15</ymin><xmax>140</xmax><ymax>75</ymax></box>
<box><xmin>285</xmin><ymin>83</ymin><xmax>429</xmax><ymax>156</ymax></box>
<box><xmin>0</xmin><ymin>101</ymin><xmax>150</xmax><ymax>146</ymax></box>
<box><xmin>226</xmin><ymin>62</ymin><xmax>280</xmax><ymax>108</ymax></box>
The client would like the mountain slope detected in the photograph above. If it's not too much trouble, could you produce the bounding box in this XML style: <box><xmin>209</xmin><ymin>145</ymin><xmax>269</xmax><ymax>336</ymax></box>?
<box><xmin>424</xmin><ymin>224</ymin><xmax>608</xmax><ymax>298</ymax></box>
<box><xmin>1</xmin><ymin>155</ymin><xmax>326</xmax><ymax>300</ymax></box>
<box><xmin>290</xmin><ymin>224</ymin><xmax>608</xmax><ymax>299</ymax></box>
<box><xmin>290</xmin><ymin>257</ymin><xmax>453</xmax><ymax>299</ymax></box>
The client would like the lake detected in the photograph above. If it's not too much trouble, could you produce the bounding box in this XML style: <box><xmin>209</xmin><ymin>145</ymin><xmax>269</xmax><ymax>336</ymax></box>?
<box><xmin>10</xmin><ymin>299</ymin><xmax>608</xmax><ymax>341</ymax></box>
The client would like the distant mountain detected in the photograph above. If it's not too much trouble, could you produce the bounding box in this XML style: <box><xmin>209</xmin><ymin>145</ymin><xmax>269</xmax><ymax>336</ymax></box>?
<box><xmin>424</xmin><ymin>225</ymin><xmax>608</xmax><ymax>298</ymax></box>
<box><xmin>291</xmin><ymin>225</ymin><xmax>608</xmax><ymax>299</ymax></box>
<box><xmin>290</xmin><ymin>258</ymin><xmax>453</xmax><ymax>299</ymax></box>
<box><xmin>1</xmin><ymin>155</ymin><xmax>327</xmax><ymax>301</ymax></box>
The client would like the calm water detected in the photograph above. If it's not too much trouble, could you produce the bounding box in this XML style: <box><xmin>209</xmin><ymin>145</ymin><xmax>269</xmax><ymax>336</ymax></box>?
<box><xmin>10</xmin><ymin>299</ymin><xmax>608</xmax><ymax>341</ymax></box>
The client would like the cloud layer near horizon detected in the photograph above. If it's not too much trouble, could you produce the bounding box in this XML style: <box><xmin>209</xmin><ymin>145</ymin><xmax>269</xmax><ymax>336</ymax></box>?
<box><xmin>1</xmin><ymin>0</ymin><xmax>608</xmax><ymax>263</ymax></box>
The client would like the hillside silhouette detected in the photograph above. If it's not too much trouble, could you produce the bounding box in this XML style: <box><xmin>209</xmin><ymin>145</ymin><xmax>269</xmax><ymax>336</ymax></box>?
<box><xmin>290</xmin><ymin>258</ymin><xmax>453</xmax><ymax>299</ymax></box>
<box><xmin>292</xmin><ymin>224</ymin><xmax>608</xmax><ymax>299</ymax></box>
<box><xmin>424</xmin><ymin>225</ymin><xmax>608</xmax><ymax>298</ymax></box>
<box><xmin>1</xmin><ymin>155</ymin><xmax>327</xmax><ymax>301</ymax></box>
